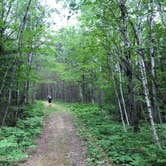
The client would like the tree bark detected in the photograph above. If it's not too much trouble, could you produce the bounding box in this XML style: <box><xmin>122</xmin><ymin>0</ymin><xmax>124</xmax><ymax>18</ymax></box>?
<box><xmin>0</xmin><ymin>65</ymin><xmax>11</xmax><ymax>95</ymax></box>
<box><xmin>118</xmin><ymin>63</ymin><xmax>130</xmax><ymax>126</ymax></box>
<box><xmin>112</xmin><ymin>71</ymin><xmax>127</xmax><ymax>132</ymax></box>
<box><xmin>156</xmin><ymin>0</ymin><xmax>166</xmax><ymax>28</ymax></box>
<box><xmin>136</xmin><ymin>4</ymin><xmax>161</xmax><ymax>148</ymax></box>
<box><xmin>118</xmin><ymin>0</ymin><xmax>137</xmax><ymax>130</ymax></box>
<box><xmin>148</xmin><ymin>0</ymin><xmax>162</xmax><ymax>124</ymax></box>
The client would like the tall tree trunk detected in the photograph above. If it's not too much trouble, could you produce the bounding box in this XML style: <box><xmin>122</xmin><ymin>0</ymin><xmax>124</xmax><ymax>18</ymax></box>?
<box><xmin>0</xmin><ymin>65</ymin><xmax>11</xmax><ymax>95</ymax></box>
<box><xmin>118</xmin><ymin>63</ymin><xmax>130</xmax><ymax>126</ymax></box>
<box><xmin>81</xmin><ymin>74</ymin><xmax>87</xmax><ymax>103</ymax></box>
<box><xmin>136</xmin><ymin>4</ymin><xmax>161</xmax><ymax>148</ymax></box>
<box><xmin>1</xmin><ymin>77</ymin><xmax>14</xmax><ymax>126</ymax></box>
<box><xmin>148</xmin><ymin>0</ymin><xmax>162</xmax><ymax>124</ymax></box>
<box><xmin>156</xmin><ymin>0</ymin><xmax>166</xmax><ymax>28</ymax></box>
<box><xmin>118</xmin><ymin>0</ymin><xmax>137</xmax><ymax>130</ymax></box>
<box><xmin>0</xmin><ymin>0</ymin><xmax>5</xmax><ymax>56</ymax></box>
<box><xmin>17</xmin><ymin>0</ymin><xmax>32</xmax><ymax>57</ymax></box>
<box><xmin>138</xmin><ymin>53</ymin><xmax>161</xmax><ymax>149</ymax></box>
<box><xmin>112</xmin><ymin>71</ymin><xmax>127</xmax><ymax>132</ymax></box>
<box><xmin>24</xmin><ymin>52</ymin><xmax>33</xmax><ymax>104</ymax></box>
<box><xmin>79</xmin><ymin>84</ymin><xmax>83</xmax><ymax>102</ymax></box>
<box><xmin>107</xmin><ymin>51</ymin><xmax>127</xmax><ymax>131</ymax></box>
<box><xmin>89</xmin><ymin>83</ymin><xmax>95</xmax><ymax>104</ymax></box>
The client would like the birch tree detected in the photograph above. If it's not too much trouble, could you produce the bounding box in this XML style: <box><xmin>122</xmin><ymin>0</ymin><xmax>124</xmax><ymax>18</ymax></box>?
<box><xmin>136</xmin><ymin>2</ymin><xmax>161</xmax><ymax>149</ymax></box>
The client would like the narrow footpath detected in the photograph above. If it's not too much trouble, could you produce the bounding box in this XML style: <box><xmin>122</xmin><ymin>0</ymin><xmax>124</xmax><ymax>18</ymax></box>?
<box><xmin>22</xmin><ymin>102</ymin><xmax>86</xmax><ymax>166</ymax></box>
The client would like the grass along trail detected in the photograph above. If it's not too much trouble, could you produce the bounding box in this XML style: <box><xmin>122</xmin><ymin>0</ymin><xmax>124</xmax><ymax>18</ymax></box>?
<box><xmin>22</xmin><ymin>102</ymin><xmax>86</xmax><ymax>166</ymax></box>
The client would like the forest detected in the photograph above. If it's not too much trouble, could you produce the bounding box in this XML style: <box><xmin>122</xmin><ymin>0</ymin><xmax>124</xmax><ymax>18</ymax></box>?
<box><xmin>0</xmin><ymin>0</ymin><xmax>166</xmax><ymax>165</ymax></box>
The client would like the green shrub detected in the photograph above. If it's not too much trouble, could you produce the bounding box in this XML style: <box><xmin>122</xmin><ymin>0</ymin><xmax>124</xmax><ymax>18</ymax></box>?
<box><xmin>0</xmin><ymin>101</ymin><xmax>44</xmax><ymax>165</ymax></box>
<box><xmin>71</xmin><ymin>104</ymin><xmax>166</xmax><ymax>166</ymax></box>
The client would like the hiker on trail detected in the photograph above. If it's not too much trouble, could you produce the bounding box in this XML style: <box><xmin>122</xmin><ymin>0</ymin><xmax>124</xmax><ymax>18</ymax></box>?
<box><xmin>47</xmin><ymin>95</ymin><xmax>52</xmax><ymax>105</ymax></box>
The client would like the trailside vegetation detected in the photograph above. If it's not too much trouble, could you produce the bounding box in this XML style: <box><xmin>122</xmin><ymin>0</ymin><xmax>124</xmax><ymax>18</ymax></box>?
<box><xmin>71</xmin><ymin>104</ymin><xmax>166</xmax><ymax>166</ymax></box>
<box><xmin>0</xmin><ymin>101</ymin><xmax>44</xmax><ymax>165</ymax></box>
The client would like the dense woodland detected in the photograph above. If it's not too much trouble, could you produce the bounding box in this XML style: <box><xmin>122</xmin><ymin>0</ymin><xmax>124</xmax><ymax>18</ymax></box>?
<box><xmin>0</xmin><ymin>0</ymin><xmax>166</xmax><ymax>165</ymax></box>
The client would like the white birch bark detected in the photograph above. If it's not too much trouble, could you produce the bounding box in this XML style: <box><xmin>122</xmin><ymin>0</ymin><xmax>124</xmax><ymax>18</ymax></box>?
<box><xmin>148</xmin><ymin>0</ymin><xmax>162</xmax><ymax>124</ymax></box>
<box><xmin>118</xmin><ymin>0</ymin><xmax>137</xmax><ymax>130</ymax></box>
<box><xmin>138</xmin><ymin>56</ymin><xmax>161</xmax><ymax>149</ymax></box>
<box><xmin>156</xmin><ymin>0</ymin><xmax>166</xmax><ymax>28</ymax></box>
<box><xmin>112</xmin><ymin>70</ymin><xmax>127</xmax><ymax>132</ymax></box>
<box><xmin>118</xmin><ymin>63</ymin><xmax>130</xmax><ymax>126</ymax></box>
<box><xmin>136</xmin><ymin>3</ymin><xmax>161</xmax><ymax>148</ymax></box>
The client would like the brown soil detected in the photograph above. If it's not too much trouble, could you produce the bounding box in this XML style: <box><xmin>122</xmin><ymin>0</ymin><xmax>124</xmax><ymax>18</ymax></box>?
<box><xmin>21</xmin><ymin>103</ymin><xmax>86</xmax><ymax>166</ymax></box>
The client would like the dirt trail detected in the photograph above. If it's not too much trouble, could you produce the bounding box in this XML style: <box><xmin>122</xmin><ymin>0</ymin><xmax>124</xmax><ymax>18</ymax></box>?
<box><xmin>22</xmin><ymin>102</ymin><xmax>86</xmax><ymax>166</ymax></box>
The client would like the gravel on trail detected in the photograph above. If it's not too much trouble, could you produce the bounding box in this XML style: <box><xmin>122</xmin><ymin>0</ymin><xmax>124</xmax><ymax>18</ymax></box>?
<box><xmin>21</xmin><ymin>103</ymin><xmax>86</xmax><ymax>166</ymax></box>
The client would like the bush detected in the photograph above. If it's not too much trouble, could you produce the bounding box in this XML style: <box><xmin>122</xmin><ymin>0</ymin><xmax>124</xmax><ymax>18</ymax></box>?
<box><xmin>0</xmin><ymin>101</ymin><xmax>44</xmax><ymax>165</ymax></box>
<box><xmin>71</xmin><ymin>104</ymin><xmax>166</xmax><ymax>166</ymax></box>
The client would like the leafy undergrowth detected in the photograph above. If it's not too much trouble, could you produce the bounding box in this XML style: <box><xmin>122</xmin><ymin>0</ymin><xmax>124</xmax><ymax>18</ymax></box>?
<box><xmin>71</xmin><ymin>104</ymin><xmax>166</xmax><ymax>166</ymax></box>
<box><xmin>0</xmin><ymin>101</ymin><xmax>45</xmax><ymax>166</ymax></box>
